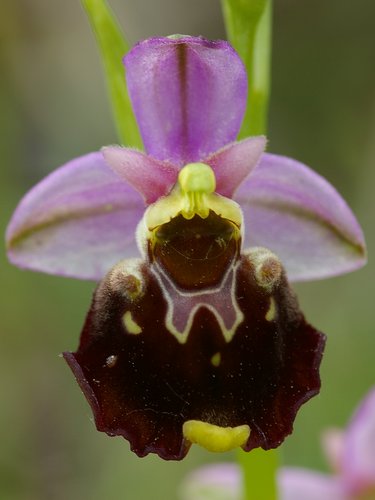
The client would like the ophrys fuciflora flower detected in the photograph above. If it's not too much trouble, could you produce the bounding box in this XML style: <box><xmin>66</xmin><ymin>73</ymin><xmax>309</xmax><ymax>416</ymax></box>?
<box><xmin>6</xmin><ymin>36</ymin><xmax>366</xmax><ymax>460</ymax></box>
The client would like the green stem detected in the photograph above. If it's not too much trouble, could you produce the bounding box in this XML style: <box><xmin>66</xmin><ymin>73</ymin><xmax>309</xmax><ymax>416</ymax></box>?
<box><xmin>81</xmin><ymin>0</ymin><xmax>143</xmax><ymax>148</ymax></box>
<box><xmin>237</xmin><ymin>447</ymin><xmax>279</xmax><ymax>500</ymax></box>
<box><xmin>221</xmin><ymin>0</ymin><xmax>272</xmax><ymax>136</ymax></box>
<box><xmin>221</xmin><ymin>1</ymin><xmax>277</xmax><ymax>497</ymax></box>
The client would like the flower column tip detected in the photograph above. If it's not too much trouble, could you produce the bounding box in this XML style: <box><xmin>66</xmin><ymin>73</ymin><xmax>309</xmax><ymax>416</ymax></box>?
<box><xmin>178</xmin><ymin>163</ymin><xmax>216</xmax><ymax>219</ymax></box>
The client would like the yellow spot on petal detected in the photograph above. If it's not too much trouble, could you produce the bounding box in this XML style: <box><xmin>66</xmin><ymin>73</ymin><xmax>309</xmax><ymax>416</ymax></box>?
<box><xmin>183</xmin><ymin>420</ymin><xmax>250</xmax><ymax>453</ymax></box>
<box><xmin>211</xmin><ymin>352</ymin><xmax>221</xmax><ymax>367</ymax></box>
<box><xmin>266</xmin><ymin>297</ymin><xmax>277</xmax><ymax>322</ymax></box>
<box><xmin>122</xmin><ymin>311</ymin><xmax>142</xmax><ymax>335</ymax></box>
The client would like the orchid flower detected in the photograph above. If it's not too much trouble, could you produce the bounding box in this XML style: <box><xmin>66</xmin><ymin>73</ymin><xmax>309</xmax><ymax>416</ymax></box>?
<box><xmin>5</xmin><ymin>36</ymin><xmax>365</xmax><ymax>460</ymax></box>
<box><xmin>279</xmin><ymin>388</ymin><xmax>375</xmax><ymax>500</ymax></box>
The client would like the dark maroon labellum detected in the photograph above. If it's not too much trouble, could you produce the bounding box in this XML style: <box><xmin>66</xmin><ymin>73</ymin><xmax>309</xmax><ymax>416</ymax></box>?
<box><xmin>64</xmin><ymin>211</ymin><xmax>325</xmax><ymax>460</ymax></box>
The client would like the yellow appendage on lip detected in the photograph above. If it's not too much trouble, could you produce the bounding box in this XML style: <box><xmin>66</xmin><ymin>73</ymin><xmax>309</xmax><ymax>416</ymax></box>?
<box><xmin>144</xmin><ymin>162</ymin><xmax>243</xmax><ymax>233</ymax></box>
<box><xmin>183</xmin><ymin>420</ymin><xmax>250</xmax><ymax>452</ymax></box>
<box><xmin>122</xmin><ymin>311</ymin><xmax>142</xmax><ymax>335</ymax></box>
<box><xmin>178</xmin><ymin>162</ymin><xmax>216</xmax><ymax>219</ymax></box>
<box><xmin>210</xmin><ymin>352</ymin><xmax>222</xmax><ymax>367</ymax></box>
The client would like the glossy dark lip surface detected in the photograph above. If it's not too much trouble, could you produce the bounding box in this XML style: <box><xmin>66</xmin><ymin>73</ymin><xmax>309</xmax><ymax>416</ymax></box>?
<box><xmin>150</xmin><ymin>211</ymin><xmax>241</xmax><ymax>289</ymax></box>
<box><xmin>64</xmin><ymin>250</ymin><xmax>325</xmax><ymax>460</ymax></box>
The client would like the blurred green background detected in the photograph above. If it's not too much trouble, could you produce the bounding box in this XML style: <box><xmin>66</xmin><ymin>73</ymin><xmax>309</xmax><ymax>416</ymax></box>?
<box><xmin>1</xmin><ymin>1</ymin><xmax>374</xmax><ymax>499</ymax></box>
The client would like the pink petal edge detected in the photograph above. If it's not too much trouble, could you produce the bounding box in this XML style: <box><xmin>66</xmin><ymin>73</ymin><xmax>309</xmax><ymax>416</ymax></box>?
<box><xmin>342</xmin><ymin>388</ymin><xmax>375</xmax><ymax>493</ymax></box>
<box><xmin>102</xmin><ymin>146</ymin><xmax>179</xmax><ymax>204</ymax></box>
<box><xmin>278</xmin><ymin>468</ymin><xmax>346</xmax><ymax>500</ymax></box>
<box><xmin>179</xmin><ymin>463</ymin><xmax>242</xmax><ymax>500</ymax></box>
<box><xmin>6</xmin><ymin>152</ymin><xmax>144</xmax><ymax>280</ymax></box>
<box><xmin>236</xmin><ymin>153</ymin><xmax>366</xmax><ymax>282</ymax></box>
<box><xmin>204</xmin><ymin>136</ymin><xmax>266</xmax><ymax>198</ymax></box>
<box><xmin>321</xmin><ymin>428</ymin><xmax>345</xmax><ymax>473</ymax></box>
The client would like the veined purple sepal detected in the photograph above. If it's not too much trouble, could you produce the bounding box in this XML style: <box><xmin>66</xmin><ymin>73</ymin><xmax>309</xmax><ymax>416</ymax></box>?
<box><xmin>237</xmin><ymin>153</ymin><xmax>367</xmax><ymax>281</ymax></box>
<box><xmin>124</xmin><ymin>36</ymin><xmax>247</xmax><ymax>165</ymax></box>
<box><xmin>64</xmin><ymin>247</ymin><xmax>325</xmax><ymax>460</ymax></box>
